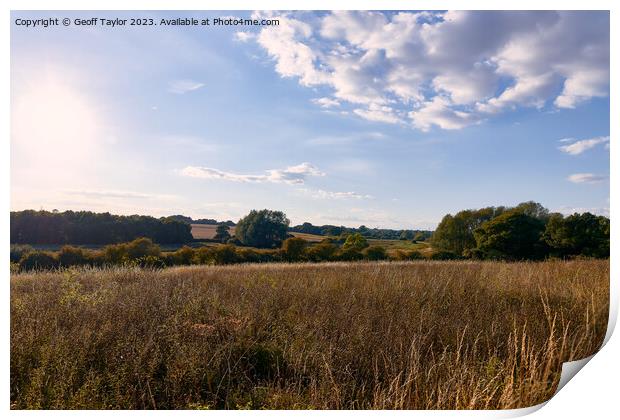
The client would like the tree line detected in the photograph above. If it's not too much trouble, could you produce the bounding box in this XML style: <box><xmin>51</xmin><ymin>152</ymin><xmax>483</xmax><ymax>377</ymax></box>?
<box><xmin>11</xmin><ymin>234</ymin><xmax>427</xmax><ymax>272</ymax></box>
<box><xmin>10</xmin><ymin>210</ymin><xmax>193</xmax><ymax>244</ymax></box>
<box><xmin>431</xmin><ymin>201</ymin><xmax>609</xmax><ymax>260</ymax></box>
<box><xmin>290</xmin><ymin>222</ymin><xmax>432</xmax><ymax>241</ymax></box>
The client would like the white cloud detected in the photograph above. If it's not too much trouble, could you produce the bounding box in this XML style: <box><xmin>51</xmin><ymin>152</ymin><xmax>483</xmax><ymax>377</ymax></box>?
<box><xmin>168</xmin><ymin>79</ymin><xmax>205</xmax><ymax>94</ymax></box>
<box><xmin>312</xmin><ymin>97</ymin><xmax>340</xmax><ymax>108</ymax></box>
<box><xmin>180</xmin><ymin>162</ymin><xmax>324</xmax><ymax>185</ymax></box>
<box><xmin>234</xmin><ymin>31</ymin><xmax>255</xmax><ymax>42</ymax></box>
<box><xmin>567</xmin><ymin>173</ymin><xmax>609</xmax><ymax>184</ymax></box>
<box><xmin>298</xmin><ymin>188</ymin><xmax>372</xmax><ymax>200</ymax></box>
<box><xmin>245</xmin><ymin>11</ymin><xmax>608</xmax><ymax>130</ymax></box>
<box><xmin>558</xmin><ymin>135</ymin><xmax>609</xmax><ymax>155</ymax></box>
<box><xmin>65</xmin><ymin>189</ymin><xmax>177</xmax><ymax>201</ymax></box>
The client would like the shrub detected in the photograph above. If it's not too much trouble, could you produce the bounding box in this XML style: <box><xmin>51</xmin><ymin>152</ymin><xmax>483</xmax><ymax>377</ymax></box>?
<box><xmin>10</xmin><ymin>245</ymin><xmax>33</xmax><ymax>263</ymax></box>
<box><xmin>170</xmin><ymin>246</ymin><xmax>195</xmax><ymax>265</ymax></box>
<box><xmin>57</xmin><ymin>246</ymin><xmax>89</xmax><ymax>267</ymax></box>
<box><xmin>363</xmin><ymin>245</ymin><xmax>387</xmax><ymax>261</ymax></box>
<box><xmin>19</xmin><ymin>251</ymin><xmax>58</xmax><ymax>271</ymax></box>
<box><xmin>305</xmin><ymin>242</ymin><xmax>338</xmax><ymax>262</ymax></box>
<box><xmin>282</xmin><ymin>237</ymin><xmax>307</xmax><ymax>262</ymax></box>
<box><xmin>211</xmin><ymin>245</ymin><xmax>239</xmax><ymax>265</ymax></box>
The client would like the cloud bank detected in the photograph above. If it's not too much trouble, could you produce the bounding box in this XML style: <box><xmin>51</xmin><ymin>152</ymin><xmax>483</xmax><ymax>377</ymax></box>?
<box><xmin>240</xmin><ymin>11</ymin><xmax>609</xmax><ymax>131</ymax></box>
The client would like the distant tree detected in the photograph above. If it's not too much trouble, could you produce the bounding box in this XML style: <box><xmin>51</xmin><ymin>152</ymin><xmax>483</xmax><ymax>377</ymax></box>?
<box><xmin>282</xmin><ymin>237</ymin><xmax>307</xmax><ymax>261</ymax></box>
<box><xmin>214</xmin><ymin>223</ymin><xmax>232</xmax><ymax>243</ymax></box>
<box><xmin>544</xmin><ymin>212</ymin><xmax>610</xmax><ymax>258</ymax></box>
<box><xmin>235</xmin><ymin>209</ymin><xmax>290</xmax><ymax>248</ymax></box>
<box><xmin>473</xmin><ymin>210</ymin><xmax>547</xmax><ymax>260</ymax></box>
<box><xmin>413</xmin><ymin>231</ymin><xmax>427</xmax><ymax>242</ymax></box>
<box><xmin>342</xmin><ymin>233</ymin><xmax>369</xmax><ymax>252</ymax></box>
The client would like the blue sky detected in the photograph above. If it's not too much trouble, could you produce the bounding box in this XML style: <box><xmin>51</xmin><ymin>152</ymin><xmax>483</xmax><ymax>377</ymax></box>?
<box><xmin>11</xmin><ymin>11</ymin><xmax>609</xmax><ymax>229</ymax></box>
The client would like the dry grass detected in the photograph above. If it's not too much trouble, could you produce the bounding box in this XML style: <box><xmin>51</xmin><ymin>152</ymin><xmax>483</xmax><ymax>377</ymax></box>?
<box><xmin>10</xmin><ymin>260</ymin><xmax>608</xmax><ymax>409</ymax></box>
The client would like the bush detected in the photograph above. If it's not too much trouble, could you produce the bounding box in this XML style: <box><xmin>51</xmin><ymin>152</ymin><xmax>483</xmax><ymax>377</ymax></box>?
<box><xmin>428</xmin><ymin>250</ymin><xmax>460</xmax><ymax>260</ymax></box>
<box><xmin>282</xmin><ymin>237</ymin><xmax>307</xmax><ymax>262</ymax></box>
<box><xmin>211</xmin><ymin>245</ymin><xmax>239</xmax><ymax>265</ymax></box>
<box><xmin>169</xmin><ymin>246</ymin><xmax>195</xmax><ymax>265</ymax></box>
<box><xmin>305</xmin><ymin>242</ymin><xmax>338</xmax><ymax>262</ymax></box>
<box><xmin>10</xmin><ymin>245</ymin><xmax>33</xmax><ymax>263</ymax></box>
<box><xmin>363</xmin><ymin>245</ymin><xmax>388</xmax><ymax>261</ymax></box>
<box><xmin>393</xmin><ymin>250</ymin><xmax>424</xmax><ymax>261</ymax></box>
<box><xmin>19</xmin><ymin>251</ymin><xmax>58</xmax><ymax>271</ymax></box>
<box><xmin>57</xmin><ymin>246</ymin><xmax>89</xmax><ymax>267</ymax></box>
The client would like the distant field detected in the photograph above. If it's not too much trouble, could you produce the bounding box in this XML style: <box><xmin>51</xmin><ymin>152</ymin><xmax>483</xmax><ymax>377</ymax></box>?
<box><xmin>288</xmin><ymin>232</ymin><xmax>325</xmax><ymax>242</ymax></box>
<box><xmin>190</xmin><ymin>223</ymin><xmax>234</xmax><ymax>240</ymax></box>
<box><xmin>191</xmin><ymin>224</ymin><xmax>325</xmax><ymax>243</ymax></box>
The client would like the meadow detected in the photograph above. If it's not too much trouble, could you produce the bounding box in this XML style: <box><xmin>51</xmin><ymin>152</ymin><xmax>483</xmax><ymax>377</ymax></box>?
<box><xmin>10</xmin><ymin>259</ymin><xmax>608</xmax><ymax>409</ymax></box>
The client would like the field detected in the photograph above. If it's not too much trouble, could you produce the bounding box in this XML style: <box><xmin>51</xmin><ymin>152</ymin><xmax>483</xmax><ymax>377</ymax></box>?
<box><xmin>191</xmin><ymin>224</ymin><xmax>325</xmax><ymax>243</ymax></box>
<box><xmin>10</xmin><ymin>259</ymin><xmax>608</xmax><ymax>409</ymax></box>
<box><xmin>190</xmin><ymin>224</ymin><xmax>233</xmax><ymax>240</ymax></box>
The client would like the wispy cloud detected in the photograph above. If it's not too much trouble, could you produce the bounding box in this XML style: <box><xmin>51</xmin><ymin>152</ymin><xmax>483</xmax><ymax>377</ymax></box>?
<box><xmin>558</xmin><ymin>135</ymin><xmax>609</xmax><ymax>155</ymax></box>
<box><xmin>312</xmin><ymin>97</ymin><xmax>340</xmax><ymax>108</ymax></box>
<box><xmin>298</xmin><ymin>188</ymin><xmax>373</xmax><ymax>200</ymax></box>
<box><xmin>65</xmin><ymin>189</ymin><xmax>177</xmax><ymax>201</ymax></box>
<box><xmin>180</xmin><ymin>162</ymin><xmax>325</xmax><ymax>185</ymax></box>
<box><xmin>168</xmin><ymin>79</ymin><xmax>205</xmax><ymax>94</ymax></box>
<box><xmin>567</xmin><ymin>173</ymin><xmax>609</xmax><ymax>184</ymax></box>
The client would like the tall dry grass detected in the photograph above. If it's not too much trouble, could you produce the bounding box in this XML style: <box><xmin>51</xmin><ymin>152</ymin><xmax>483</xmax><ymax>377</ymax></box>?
<box><xmin>10</xmin><ymin>260</ymin><xmax>608</xmax><ymax>409</ymax></box>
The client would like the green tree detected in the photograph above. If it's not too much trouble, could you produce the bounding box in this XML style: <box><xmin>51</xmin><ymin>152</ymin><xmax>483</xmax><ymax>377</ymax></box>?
<box><xmin>473</xmin><ymin>210</ymin><xmax>547</xmax><ymax>260</ymax></box>
<box><xmin>342</xmin><ymin>233</ymin><xmax>369</xmax><ymax>252</ymax></box>
<box><xmin>282</xmin><ymin>237</ymin><xmax>307</xmax><ymax>262</ymax></box>
<box><xmin>235</xmin><ymin>210</ymin><xmax>290</xmax><ymax>248</ymax></box>
<box><xmin>544</xmin><ymin>212</ymin><xmax>610</xmax><ymax>258</ymax></box>
<box><xmin>213</xmin><ymin>223</ymin><xmax>232</xmax><ymax>243</ymax></box>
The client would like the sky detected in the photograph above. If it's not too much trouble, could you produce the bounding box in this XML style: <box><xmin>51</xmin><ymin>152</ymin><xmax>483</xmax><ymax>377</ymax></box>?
<box><xmin>10</xmin><ymin>10</ymin><xmax>610</xmax><ymax>229</ymax></box>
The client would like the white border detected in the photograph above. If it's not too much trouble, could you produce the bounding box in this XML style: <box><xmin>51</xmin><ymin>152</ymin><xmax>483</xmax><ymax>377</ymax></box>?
<box><xmin>2</xmin><ymin>1</ymin><xmax>617</xmax><ymax>419</ymax></box>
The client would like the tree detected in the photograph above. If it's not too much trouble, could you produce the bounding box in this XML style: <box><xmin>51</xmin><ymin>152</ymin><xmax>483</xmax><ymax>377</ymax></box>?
<box><xmin>473</xmin><ymin>210</ymin><xmax>547</xmax><ymax>260</ymax></box>
<box><xmin>544</xmin><ymin>212</ymin><xmax>610</xmax><ymax>258</ymax></box>
<box><xmin>282</xmin><ymin>237</ymin><xmax>307</xmax><ymax>261</ymax></box>
<box><xmin>342</xmin><ymin>233</ymin><xmax>369</xmax><ymax>252</ymax></box>
<box><xmin>213</xmin><ymin>222</ymin><xmax>232</xmax><ymax>243</ymax></box>
<box><xmin>235</xmin><ymin>209</ymin><xmax>290</xmax><ymax>248</ymax></box>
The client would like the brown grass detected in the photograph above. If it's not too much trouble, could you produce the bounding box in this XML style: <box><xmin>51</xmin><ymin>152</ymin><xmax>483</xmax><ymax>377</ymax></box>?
<box><xmin>10</xmin><ymin>260</ymin><xmax>608</xmax><ymax>409</ymax></box>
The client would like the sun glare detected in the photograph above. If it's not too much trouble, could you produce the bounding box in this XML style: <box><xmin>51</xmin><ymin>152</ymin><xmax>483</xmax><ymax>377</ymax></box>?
<box><xmin>12</xmin><ymin>74</ymin><xmax>102</xmax><ymax>172</ymax></box>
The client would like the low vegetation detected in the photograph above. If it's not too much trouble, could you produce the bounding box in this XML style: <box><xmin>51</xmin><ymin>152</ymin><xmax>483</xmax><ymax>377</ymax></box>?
<box><xmin>11</xmin><ymin>260</ymin><xmax>608</xmax><ymax>409</ymax></box>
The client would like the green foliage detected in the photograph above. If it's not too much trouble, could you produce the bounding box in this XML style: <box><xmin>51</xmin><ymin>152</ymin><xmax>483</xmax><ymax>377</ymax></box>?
<box><xmin>11</xmin><ymin>209</ymin><xmax>192</xmax><ymax>245</ymax></box>
<box><xmin>342</xmin><ymin>233</ymin><xmax>369</xmax><ymax>252</ymax></box>
<box><xmin>544</xmin><ymin>212</ymin><xmax>610</xmax><ymax>258</ymax></box>
<box><xmin>305</xmin><ymin>242</ymin><xmax>338</xmax><ymax>262</ymax></box>
<box><xmin>214</xmin><ymin>223</ymin><xmax>232</xmax><ymax>243</ymax></box>
<box><xmin>235</xmin><ymin>210</ymin><xmax>290</xmax><ymax>248</ymax></box>
<box><xmin>211</xmin><ymin>244</ymin><xmax>240</xmax><ymax>265</ymax></box>
<box><xmin>281</xmin><ymin>237</ymin><xmax>307</xmax><ymax>262</ymax></box>
<box><xmin>363</xmin><ymin>245</ymin><xmax>388</xmax><ymax>261</ymax></box>
<box><xmin>473</xmin><ymin>211</ymin><xmax>547</xmax><ymax>260</ymax></box>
